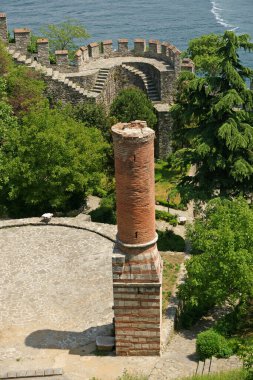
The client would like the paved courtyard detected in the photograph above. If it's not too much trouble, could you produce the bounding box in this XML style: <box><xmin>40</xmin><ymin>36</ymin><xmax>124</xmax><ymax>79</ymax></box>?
<box><xmin>0</xmin><ymin>220</ymin><xmax>241</xmax><ymax>380</ymax></box>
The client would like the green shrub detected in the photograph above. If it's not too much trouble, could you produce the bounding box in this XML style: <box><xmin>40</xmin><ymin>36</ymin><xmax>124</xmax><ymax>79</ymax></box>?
<box><xmin>155</xmin><ymin>210</ymin><xmax>178</xmax><ymax>226</ymax></box>
<box><xmin>238</xmin><ymin>339</ymin><xmax>253</xmax><ymax>379</ymax></box>
<box><xmin>89</xmin><ymin>194</ymin><xmax>116</xmax><ymax>225</ymax></box>
<box><xmin>196</xmin><ymin>329</ymin><xmax>233</xmax><ymax>360</ymax></box>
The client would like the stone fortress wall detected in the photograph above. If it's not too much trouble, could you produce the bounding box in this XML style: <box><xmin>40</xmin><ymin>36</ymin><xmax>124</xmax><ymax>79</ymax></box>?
<box><xmin>0</xmin><ymin>13</ymin><xmax>194</xmax><ymax>159</ymax></box>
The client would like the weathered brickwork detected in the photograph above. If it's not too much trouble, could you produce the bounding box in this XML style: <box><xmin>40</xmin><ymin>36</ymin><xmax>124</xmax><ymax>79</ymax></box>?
<box><xmin>112</xmin><ymin>121</ymin><xmax>162</xmax><ymax>356</ymax></box>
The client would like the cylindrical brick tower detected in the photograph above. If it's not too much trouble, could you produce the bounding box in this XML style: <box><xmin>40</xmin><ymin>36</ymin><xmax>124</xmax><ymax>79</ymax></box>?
<box><xmin>112</xmin><ymin>121</ymin><xmax>162</xmax><ymax>356</ymax></box>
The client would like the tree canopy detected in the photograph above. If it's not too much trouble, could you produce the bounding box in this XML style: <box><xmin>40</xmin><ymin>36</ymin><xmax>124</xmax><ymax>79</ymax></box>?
<box><xmin>171</xmin><ymin>31</ymin><xmax>253</xmax><ymax>201</ymax></box>
<box><xmin>0</xmin><ymin>104</ymin><xmax>109</xmax><ymax>217</ymax></box>
<box><xmin>179</xmin><ymin>197</ymin><xmax>253</xmax><ymax>326</ymax></box>
<box><xmin>40</xmin><ymin>19</ymin><xmax>90</xmax><ymax>53</ymax></box>
<box><xmin>183</xmin><ymin>33</ymin><xmax>223</xmax><ymax>75</ymax></box>
<box><xmin>110</xmin><ymin>87</ymin><xmax>157</xmax><ymax>129</ymax></box>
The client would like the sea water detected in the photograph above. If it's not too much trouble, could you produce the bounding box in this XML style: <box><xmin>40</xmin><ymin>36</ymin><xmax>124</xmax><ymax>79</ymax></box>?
<box><xmin>1</xmin><ymin>0</ymin><xmax>253</xmax><ymax>67</ymax></box>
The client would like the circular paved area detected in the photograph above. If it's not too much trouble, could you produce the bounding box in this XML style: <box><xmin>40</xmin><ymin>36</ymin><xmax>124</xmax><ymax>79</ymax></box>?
<box><xmin>0</xmin><ymin>225</ymin><xmax>114</xmax><ymax>361</ymax></box>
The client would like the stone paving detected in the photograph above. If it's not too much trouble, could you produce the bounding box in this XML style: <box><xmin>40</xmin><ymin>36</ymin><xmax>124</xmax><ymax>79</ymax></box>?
<box><xmin>0</xmin><ymin>218</ymin><xmax>241</xmax><ymax>380</ymax></box>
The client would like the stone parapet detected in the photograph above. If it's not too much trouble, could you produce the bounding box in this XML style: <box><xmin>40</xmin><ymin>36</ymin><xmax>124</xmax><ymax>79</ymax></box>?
<box><xmin>14</xmin><ymin>28</ymin><xmax>31</xmax><ymax>54</ymax></box>
<box><xmin>55</xmin><ymin>50</ymin><xmax>69</xmax><ymax>72</ymax></box>
<box><xmin>118</xmin><ymin>39</ymin><xmax>129</xmax><ymax>52</ymax></box>
<box><xmin>37</xmin><ymin>38</ymin><xmax>49</xmax><ymax>66</ymax></box>
<box><xmin>103</xmin><ymin>40</ymin><xmax>113</xmax><ymax>56</ymax></box>
<box><xmin>134</xmin><ymin>38</ymin><xmax>146</xmax><ymax>54</ymax></box>
<box><xmin>88</xmin><ymin>42</ymin><xmax>100</xmax><ymax>58</ymax></box>
<box><xmin>0</xmin><ymin>13</ymin><xmax>7</xmax><ymax>43</ymax></box>
<box><xmin>149</xmin><ymin>40</ymin><xmax>161</xmax><ymax>54</ymax></box>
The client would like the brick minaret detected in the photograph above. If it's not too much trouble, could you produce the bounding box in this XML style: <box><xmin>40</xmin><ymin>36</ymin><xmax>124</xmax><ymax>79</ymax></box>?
<box><xmin>112</xmin><ymin>120</ymin><xmax>163</xmax><ymax>356</ymax></box>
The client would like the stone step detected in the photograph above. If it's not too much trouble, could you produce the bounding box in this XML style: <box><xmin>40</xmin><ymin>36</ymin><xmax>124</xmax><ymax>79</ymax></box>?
<box><xmin>30</xmin><ymin>61</ymin><xmax>38</xmax><ymax>68</ymax></box>
<box><xmin>34</xmin><ymin>63</ymin><xmax>43</xmax><ymax>71</ymax></box>
<box><xmin>25</xmin><ymin>58</ymin><xmax>32</xmax><ymax>64</ymax></box>
<box><xmin>17</xmin><ymin>55</ymin><xmax>27</xmax><ymax>62</ymax></box>
<box><xmin>7</xmin><ymin>48</ymin><xmax>15</xmax><ymax>54</ymax></box>
<box><xmin>93</xmin><ymin>83</ymin><xmax>104</xmax><ymax>88</ymax></box>
<box><xmin>97</xmin><ymin>75</ymin><xmax>108</xmax><ymax>79</ymax></box>
<box><xmin>13</xmin><ymin>52</ymin><xmax>21</xmax><ymax>59</ymax></box>
<box><xmin>45</xmin><ymin>68</ymin><xmax>53</xmax><ymax>76</ymax></box>
<box><xmin>52</xmin><ymin>71</ymin><xmax>60</xmax><ymax>79</ymax></box>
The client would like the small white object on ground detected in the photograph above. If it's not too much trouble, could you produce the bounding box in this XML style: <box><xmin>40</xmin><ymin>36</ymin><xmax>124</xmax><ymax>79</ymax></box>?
<box><xmin>41</xmin><ymin>213</ymin><xmax>53</xmax><ymax>222</ymax></box>
<box><xmin>178</xmin><ymin>216</ymin><xmax>187</xmax><ymax>225</ymax></box>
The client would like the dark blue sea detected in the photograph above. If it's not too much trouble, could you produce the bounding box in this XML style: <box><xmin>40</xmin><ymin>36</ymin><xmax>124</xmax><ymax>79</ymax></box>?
<box><xmin>1</xmin><ymin>0</ymin><xmax>253</xmax><ymax>67</ymax></box>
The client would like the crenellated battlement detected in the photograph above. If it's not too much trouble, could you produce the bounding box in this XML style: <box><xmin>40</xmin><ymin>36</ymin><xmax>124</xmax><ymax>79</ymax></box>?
<box><xmin>0</xmin><ymin>12</ymin><xmax>195</xmax><ymax>160</ymax></box>
<box><xmin>0</xmin><ymin>13</ymin><xmax>194</xmax><ymax>74</ymax></box>
<box><xmin>75</xmin><ymin>38</ymin><xmax>185</xmax><ymax>73</ymax></box>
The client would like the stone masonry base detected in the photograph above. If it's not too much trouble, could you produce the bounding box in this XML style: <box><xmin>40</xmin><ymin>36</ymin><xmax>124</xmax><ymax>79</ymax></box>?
<box><xmin>113</xmin><ymin>283</ymin><xmax>162</xmax><ymax>356</ymax></box>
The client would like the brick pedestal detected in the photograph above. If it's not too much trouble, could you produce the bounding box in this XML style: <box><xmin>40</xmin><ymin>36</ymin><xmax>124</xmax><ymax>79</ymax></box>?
<box><xmin>112</xmin><ymin>121</ymin><xmax>162</xmax><ymax>356</ymax></box>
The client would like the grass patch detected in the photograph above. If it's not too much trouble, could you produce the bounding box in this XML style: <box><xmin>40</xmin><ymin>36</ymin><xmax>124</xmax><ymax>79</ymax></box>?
<box><xmin>155</xmin><ymin>159</ymin><xmax>187</xmax><ymax>209</ymax></box>
<box><xmin>180</xmin><ymin>369</ymin><xmax>247</xmax><ymax>380</ymax></box>
<box><xmin>161</xmin><ymin>252</ymin><xmax>184</xmax><ymax>314</ymax></box>
<box><xmin>90</xmin><ymin>370</ymin><xmax>148</xmax><ymax>380</ymax></box>
<box><xmin>157</xmin><ymin>229</ymin><xmax>185</xmax><ymax>252</ymax></box>
<box><xmin>155</xmin><ymin>209</ymin><xmax>178</xmax><ymax>226</ymax></box>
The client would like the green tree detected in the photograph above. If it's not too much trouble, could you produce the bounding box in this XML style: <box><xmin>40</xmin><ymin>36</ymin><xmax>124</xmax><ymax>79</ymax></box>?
<box><xmin>6</xmin><ymin>65</ymin><xmax>46</xmax><ymax>116</ymax></box>
<box><xmin>171</xmin><ymin>31</ymin><xmax>253</xmax><ymax>201</ymax></box>
<box><xmin>184</xmin><ymin>33</ymin><xmax>223</xmax><ymax>75</ymax></box>
<box><xmin>110</xmin><ymin>87</ymin><xmax>157</xmax><ymax>129</ymax></box>
<box><xmin>0</xmin><ymin>39</ymin><xmax>13</xmax><ymax>75</ymax></box>
<box><xmin>0</xmin><ymin>105</ymin><xmax>109</xmax><ymax>217</ymax></box>
<box><xmin>40</xmin><ymin>19</ymin><xmax>90</xmax><ymax>53</ymax></box>
<box><xmin>64</xmin><ymin>102</ymin><xmax>112</xmax><ymax>140</ymax></box>
<box><xmin>179</xmin><ymin>197</ymin><xmax>253</xmax><ymax>326</ymax></box>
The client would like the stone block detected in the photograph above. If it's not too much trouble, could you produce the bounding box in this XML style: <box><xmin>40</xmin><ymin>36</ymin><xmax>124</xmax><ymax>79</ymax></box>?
<box><xmin>88</xmin><ymin>42</ymin><xmax>100</xmax><ymax>58</ymax></box>
<box><xmin>103</xmin><ymin>40</ymin><xmax>113</xmax><ymax>55</ymax></box>
<box><xmin>44</xmin><ymin>368</ymin><xmax>54</xmax><ymax>376</ymax></box>
<box><xmin>0</xmin><ymin>13</ymin><xmax>8</xmax><ymax>43</ymax></box>
<box><xmin>14</xmin><ymin>28</ymin><xmax>31</xmax><ymax>54</ymax></box>
<box><xmin>37</xmin><ymin>38</ymin><xmax>49</xmax><ymax>66</ymax></box>
<box><xmin>134</xmin><ymin>38</ymin><xmax>146</xmax><ymax>54</ymax></box>
<box><xmin>118</xmin><ymin>39</ymin><xmax>128</xmax><ymax>52</ymax></box>
<box><xmin>149</xmin><ymin>40</ymin><xmax>161</xmax><ymax>54</ymax></box>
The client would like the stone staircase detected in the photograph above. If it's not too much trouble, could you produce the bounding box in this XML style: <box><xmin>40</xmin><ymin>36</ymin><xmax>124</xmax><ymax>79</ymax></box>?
<box><xmin>7</xmin><ymin>47</ymin><xmax>98</xmax><ymax>102</ymax></box>
<box><xmin>121</xmin><ymin>63</ymin><xmax>160</xmax><ymax>101</ymax></box>
<box><xmin>91</xmin><ymin>68</ymin><xmax>110</xmax><ymax>94</ymax></box>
